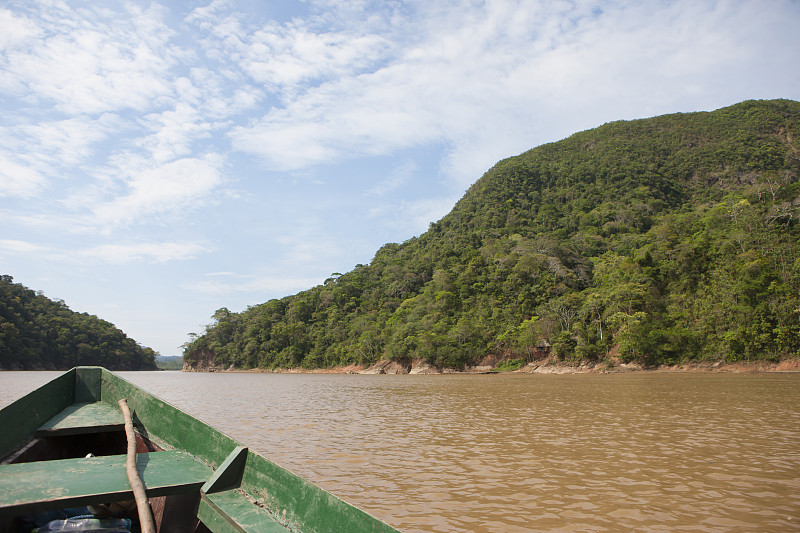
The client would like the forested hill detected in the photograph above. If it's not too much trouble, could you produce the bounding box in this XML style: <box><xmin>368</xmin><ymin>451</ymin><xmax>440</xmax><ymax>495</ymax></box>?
<box><xmin>185</xmin><ymin>99</ymin><xmax>800</xmax><ymax>370</ymax></box>
<box><xmin>0</xmin><ymin>275</ymin><xmax>157</xmax><ymax>370</ymax></box>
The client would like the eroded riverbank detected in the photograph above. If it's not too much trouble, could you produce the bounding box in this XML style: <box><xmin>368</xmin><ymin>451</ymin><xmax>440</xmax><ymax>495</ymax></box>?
<box><xmin>183</xmin><ymin>356</ymin><xmax>800</xmax><ymax>374</ymax></box>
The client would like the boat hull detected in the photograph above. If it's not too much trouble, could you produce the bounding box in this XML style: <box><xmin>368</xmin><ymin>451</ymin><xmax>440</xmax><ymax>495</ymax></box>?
<box><xmin>0</xmin><ymin>367</ymin><xmax>400</xmax><ymax>533</ymax></box>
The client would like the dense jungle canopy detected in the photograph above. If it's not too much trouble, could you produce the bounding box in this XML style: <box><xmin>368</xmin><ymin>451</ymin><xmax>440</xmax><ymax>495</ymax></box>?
<box><xmin>185</xmin><ymin>99</ymin><xmax>800</xmax><ymax>370</ymax></box>
<box><xmin>0</xmin><ymin>275</ymin><xmax>157</xmax><ymax>370</ymax></box>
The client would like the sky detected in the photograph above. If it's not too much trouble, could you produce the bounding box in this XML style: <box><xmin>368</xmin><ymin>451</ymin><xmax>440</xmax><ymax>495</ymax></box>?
<box><xmin>2</xmin><ymin>0</ymin><xmax>799</xmax><ymax>356</ymax></box>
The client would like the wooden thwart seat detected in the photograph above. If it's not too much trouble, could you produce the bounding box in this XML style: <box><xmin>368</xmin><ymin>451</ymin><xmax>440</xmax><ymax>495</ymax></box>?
<box><xmin>35</xmin><ymin>401</ymin><xmax>124</xmax><ymax>436</ymax></box>
<box><xmin>199</xmin><ymin>490</ymin><xmax>289</xmax><ymax>533</ymax></box>
<box><xmin>197</xmin><ymin>446</ymin><xmax>290</xmax><ymax>533</ymax></box>
<box><xmin>0</xmin><ymin>450</ymin><xmax>213</xmax><ymax>515</ymax></box>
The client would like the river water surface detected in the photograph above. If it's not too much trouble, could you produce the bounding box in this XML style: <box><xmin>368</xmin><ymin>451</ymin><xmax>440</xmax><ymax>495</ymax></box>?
<box><xmin>2</xmin><ymin>371</ymin><xmax>799</xmax><ymax>532</ymax></box>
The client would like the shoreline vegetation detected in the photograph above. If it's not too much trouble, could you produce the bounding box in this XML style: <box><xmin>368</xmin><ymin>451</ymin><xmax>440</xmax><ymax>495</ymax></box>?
<box><xmin>182</xmin><ymin>356</ymin><xmax>800</xmax><ymax>375</ymax></box>
<box><xmin>182</xmin><ymin>100</ymin><xmax>800</xmax><ymax>375</ymax></box>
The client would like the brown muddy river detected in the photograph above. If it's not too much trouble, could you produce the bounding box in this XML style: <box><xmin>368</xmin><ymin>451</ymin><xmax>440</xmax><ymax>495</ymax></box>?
<box><xmin>2</xmin><ymin>371</ymin><xmax>799</xmax><ymax>532</ymax></box>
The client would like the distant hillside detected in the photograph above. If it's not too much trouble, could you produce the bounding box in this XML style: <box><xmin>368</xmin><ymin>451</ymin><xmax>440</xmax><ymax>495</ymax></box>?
<box><xmin>155</xmin><ymin>355</ymin><xmax>184</xmax><ymax>370</ymax></box>
<box><xmin>185</xmin><ymin>99</ymin><xmax>800</xmax><ymax>370</ymax></box>
<box><xmin>0</xmin><ymin>275</ymin><xmax>158</xmax><ymax>370</ymax></box>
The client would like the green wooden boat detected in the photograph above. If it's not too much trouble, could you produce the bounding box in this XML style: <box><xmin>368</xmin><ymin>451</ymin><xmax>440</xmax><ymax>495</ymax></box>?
<box><xmin>0</xmin><ymin>367</ymin><xmax>400</xmax><ymax>533</ymax></box>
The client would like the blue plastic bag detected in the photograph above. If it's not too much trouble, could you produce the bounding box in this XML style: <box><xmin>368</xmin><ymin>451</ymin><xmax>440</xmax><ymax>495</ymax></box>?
<box><xmin>35</xmin><ymin>517</ymin><xmax>131</xmax><ymax>532</ymax></box>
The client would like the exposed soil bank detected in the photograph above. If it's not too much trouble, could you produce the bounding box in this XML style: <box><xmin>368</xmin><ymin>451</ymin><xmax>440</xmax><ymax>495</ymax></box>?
<box><xmin>183</xmin><ymin>357</ymin><xmax>800</xmax><ymax>374</ymax></box>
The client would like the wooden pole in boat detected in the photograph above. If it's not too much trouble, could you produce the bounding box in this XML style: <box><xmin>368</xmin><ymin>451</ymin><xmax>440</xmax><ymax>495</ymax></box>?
<box><xmin>118</xmin><ymin>399</ymin><xmax>157</xmax><ymax>533</ymax></box>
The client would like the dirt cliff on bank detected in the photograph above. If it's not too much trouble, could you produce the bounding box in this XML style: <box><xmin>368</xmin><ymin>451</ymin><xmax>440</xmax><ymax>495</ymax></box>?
<box><xmin>182</xmin><ymin>356</ymin><xmax>800</xmax><ymax>374</ymax></box>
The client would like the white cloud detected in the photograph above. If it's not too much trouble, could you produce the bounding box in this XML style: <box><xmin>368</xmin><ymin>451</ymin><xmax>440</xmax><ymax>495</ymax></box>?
<box><xmin>0</xmin><ymin>152</ymin><xmax>48</xmax><ymax>198</ymax></box>
<box><xmin>0</xmin><ymin>237</ymin><xmax>207</xmax><ymax>265</ymax></box>
<box><xmin>367</xmin><ymin>160</ymin><xmax>417</xmax><ymax>196</ymax></box>
<box><xmin>91</xmin><ymin>154</ymin><xmax>225</xmax><ymax>227</ymax></box>
<box><xmin>185</xmin><ymin>67</ymin><xmax>263</xmax><ymax>119</ymax></box>
<box><xmin>13</xmin><ymin>115</ymin><xmax>113</xmax><ymax>167</ymax></box>
<box><xmin>1</xmin><ymin>3</ymin><xmax>176</xmax><ymax>114</ymax></box>
<box><xmin>186</xmin><ymin>272</ymin><xmax>321</xmax><ymax>297</ymax></box>
<box><xmin>188</xmin><ymin>0</ymin><xmax>390</xmax><ymax>88</ymax></box>
<box><xmin>228</xmin><ymin>65</ymin><xmax>447</xmax><ymax>170</ymax></box>
<box><xmin>368</xmin><ymin>194</ymin><xmax>458</xmax><ymax>237</ymax></box>
<box><xmin>0</xmin><ymin>8</ymin><xmax>41</xmax><ymax>49</ymax></box>
<box><xmin>222</xmin><ymin>2</ymin><xmax>571</xmax><ymax>174</ymax></box>
<box><xmin>240</xmin><ymin>23</ymin><xmax>389</xmax><ymax>88</ymax></box>
<box><xmin>230</xmin><ymin>117</ymin><xmax>340</xmax><ymax>170</ymax></box>
<box><xmin>274</xmin><ymin>225</ymin><xmax>344</xmax><ymax>267</ymax></box>
<box><xmin>0</xmin><ymin>239</ymin><xmax>47</xmax><ymax>254</ymax></box>
<box><xmin>136</xmin><ymin>103</ymin><xmax>213</xmax><ymax>163</ymax></box>
<box><xmin>76</xmin><ymin>241</ymin><xmax>210</xmax><ymax>264</ymax></box>
<box><xmin>227</xmin><ymin>0</ymin><xmax>800</xmax><ymax>187</ymax></box>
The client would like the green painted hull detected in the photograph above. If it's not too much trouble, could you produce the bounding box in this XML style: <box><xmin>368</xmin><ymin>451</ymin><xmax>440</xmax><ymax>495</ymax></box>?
<box><xmin>0</xmin><ymin>367</ymin><xmax>400</xmax><ymax>532</ymax></box>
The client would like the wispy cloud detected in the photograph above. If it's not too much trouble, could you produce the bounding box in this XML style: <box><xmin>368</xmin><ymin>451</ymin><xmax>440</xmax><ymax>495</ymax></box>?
<box><xmin>367</xmin><ymin>160</ymin><xmax>418</xmax><ymax>196</ymax></box>
<box><xmin>186</xmin><ymin>271</ymin><xmax>321</xmax><ymax>298</ymax></box>
<box><xmin>0</xmin><ymin>2</ymin><xmax>229</xmax><ymax>238</ymax></box>
<box><xmin>7</xmin><ymin>0</ymin><xmax>796</xmax><ymax>224</ymax></box>
<box><xmin>136</xmin><ymin>103</ymin><xmax>214</xmax><ymax>163</ymax></box>
<box><xmin>0</xmin><ymin>7</ymin><xmax>40</xmax><ymax>50</ymax></box>
<box><xmin>13</xmin><ymin>115</ymin><xmax>113</xmax><ymax>167</ymax></box>
<box><xmin>187</xmin><ymin>1</ymin><xmax>391</xmax><ymax>91</ymax></box>
<box><xmin>76</xmin><ymin>241</ymin><xmax>211</xmax><ymax>264</ymax></box>
<box><xmin>91</xmin><ymin>154</ymin><xmax>225</xmax><ymax>227</ymax></box>
<box><xmin>0</xmin><ymin>152</ymin><xmax>48</xmax><ymax>198</ymax></box>
<box><xmin>227</xmin><ymin>0</ymin><xmax>800</xmax><ymax>187</ymax></box>
<box><xmin>2</xmin><ymin>3</ymin><xmax>176</xmax><ymax>115</ymax></box>
<box><xmin>368</xmin><ymin>195</ymin><xmax>457</xmax><ymax>239</ymax></box>
<box><xmin>0</xmin><ymin>238</ymin><xmax>209</xmax><ymax>265</ymax></box>
<box><xmin>0</xmin><ymin>239</ymin><xmax>47</xmax><ymax>254</ymax></box>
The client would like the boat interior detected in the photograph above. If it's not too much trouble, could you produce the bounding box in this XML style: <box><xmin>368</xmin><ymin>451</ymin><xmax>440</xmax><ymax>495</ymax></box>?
<box><xmin>0</xmin><ymin>400</ymin><xmax>214</xmax><ymax>533</ymax></box>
